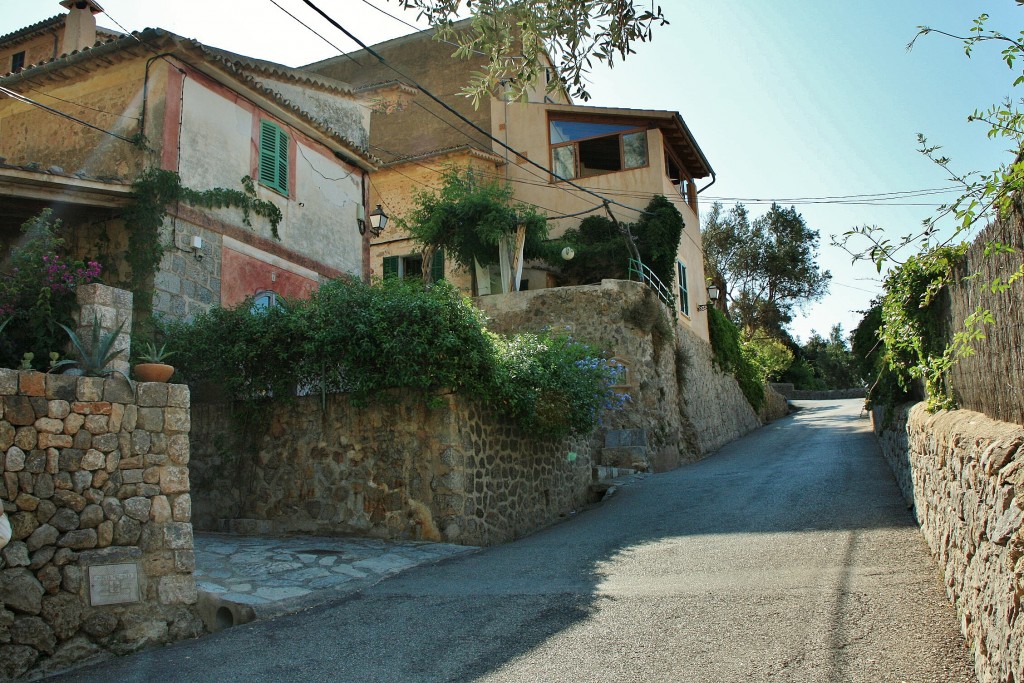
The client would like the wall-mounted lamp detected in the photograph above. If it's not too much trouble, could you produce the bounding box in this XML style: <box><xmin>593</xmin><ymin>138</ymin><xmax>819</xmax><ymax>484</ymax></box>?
<box><xmin>357</xmin><ymin>204</ymin><xmax>389</xmax><ymax>237</ymax></box>
<box><xmin>191</xmin><ymin>235</ymin><xmax>203</xmax><ymax>261</ymax></box>
<box><xmin>697</xmin><ymin>284</ymin><xmax>720</xmax><ymax>312</ymax></box>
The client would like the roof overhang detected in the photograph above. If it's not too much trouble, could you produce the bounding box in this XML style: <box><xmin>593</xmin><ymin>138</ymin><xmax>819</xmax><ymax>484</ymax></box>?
<box><xmin>0</xmin><ymin>165</ymin><xmax>132</xmax><ymax>230</ymax></box>
<box><xmin>543</xmin><ymin>103</ymin><xmax>714</xmax><ymax>179</ymax></box>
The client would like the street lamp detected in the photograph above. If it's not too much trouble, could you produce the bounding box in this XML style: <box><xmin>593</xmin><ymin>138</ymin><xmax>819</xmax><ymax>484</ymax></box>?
<box><xmin>697</xmin><ymin>284</ymin><xmax>720</xmax><ymax>312</ymax></box>
<box><xmin>358</xmin><ymin>204</ymin><xmax>389</xmax><ymax>237</ymax></box>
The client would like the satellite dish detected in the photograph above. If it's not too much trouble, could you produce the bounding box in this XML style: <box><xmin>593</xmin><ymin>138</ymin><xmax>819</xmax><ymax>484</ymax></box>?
<box><xmin>561</xmin><ymin>246</ymin><xmax>575</xmax><ymax>261</ymax></box>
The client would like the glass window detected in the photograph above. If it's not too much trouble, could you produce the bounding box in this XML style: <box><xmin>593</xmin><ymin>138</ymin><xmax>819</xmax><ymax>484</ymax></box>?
<box><xmin>552</xmin><ymin>145</ymin><xmax>577</xmax><ymax>180</ymax></box>
<box><xmin>677</xmin><ymin>261</ymin><xmax>689</xmax><ymax>316</ymax></box>
<box><xmin>549</xmin><ymin>118</ymin><xmax>648</xmax><ymax>180</ymax></box>
<box><xmin>549</xmin><ymin>120</ymin><xmax>637</xmax><ymax>144</ymax></box>
<box><xmin>623</xmin><ymin>131</ymin><xmax>648</xmax><ymax>169</ymax></box>
<box><xmin>11</xmin><ymin>51</ymin><xmax>25</xmax><ymax>72</ymax></box>
<box><xmin>258</xmin><ymin>120</ymin><xmax>289</xmax><ymax>196</ymax></box>
<box><xmin>251</xmin><ymin>290</ymin><xmax>281</xmax><ymax>313</ymax></box>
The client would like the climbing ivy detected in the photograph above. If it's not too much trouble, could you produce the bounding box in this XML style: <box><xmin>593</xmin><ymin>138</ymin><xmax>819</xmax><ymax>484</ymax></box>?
<box><xmin>122</xmin><ymin>168</ymin><xmax>283</xmax><ymax>310</ymax></box>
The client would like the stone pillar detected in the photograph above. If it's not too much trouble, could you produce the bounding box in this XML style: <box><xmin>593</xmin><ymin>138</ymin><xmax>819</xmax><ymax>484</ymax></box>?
<box><xmin>75</xmin><ymin>284</ymin><xmax>133</xmax><ymax>378</ymax></box>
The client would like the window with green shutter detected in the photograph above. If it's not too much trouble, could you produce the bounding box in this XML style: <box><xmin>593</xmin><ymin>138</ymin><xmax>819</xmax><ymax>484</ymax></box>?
<box><xmin>677</xmin><ymin>260</ymin><xmax>689</xmax><ymax>316</ymax></box>
<box><xmin>259</xmin><ymin>120</ymin><xmax>289</xmax><ymax>196</ymax></box>
<box><xmin>382</xmin><ymin>256</ymin><xmax>399</xmax><ymax>279</ymax></box>
<box><xmin>431</xmin><ymin>250</ymin><xmax>445</xmax><ymax>282</ymax></box>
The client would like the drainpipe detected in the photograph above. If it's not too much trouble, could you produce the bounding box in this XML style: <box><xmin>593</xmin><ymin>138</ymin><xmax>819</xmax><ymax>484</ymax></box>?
<box><xmin>696</xmin><ymin>171</ymin><xmax>716</xmax><ymax>195</ymax></box>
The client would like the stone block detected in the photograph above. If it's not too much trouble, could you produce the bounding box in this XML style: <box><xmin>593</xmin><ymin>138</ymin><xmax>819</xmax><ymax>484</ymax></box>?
<box><xmin>172</xmin><ymin>494</ymin><xmax>191</xmax><ymax>522</ymax></box>
<box><xmin>0</xmin><ymin>423</ymin><xmax>14</xmax><ymax>451</ymax></box>
<box><xmin>113</xmin><ymin>517</ymin><xmax>141</xmax><ymax>545</ymax></box>
<box><xmin>37</xmin><ymin>565</ymin><xmax>61</xmax><ymax>594</ymax></box>
<box><xmin>14</xmin><ymin>427</ymin><xmax>36</xmax><ymax>451</ymax></box>
<box><xmin>24</xmin><ymin>451</ymin><xmax>44</xmax><ymax>474</ymax></box>
<box><xmin>14</xmin><ymin>493</ymin><xmax>39</xmax><ymax>512</ymax></box>
<box><xmin>11</xmin><ymin>615</ymin><xmax>55</xmax><ymax>655</ymax></box>
<box><xmin>96</xmin><ymin>520</ymin><xmax>113</xmax><ymax>547</ymax></box>
<box><xmin>46</xmin><ymin>400</ymin><xmax>71</xmax><ymax>420</ymax></box>
<box><xmin>143</xmin><ymin>467</ymin><xmax>161</xmax><ymax>485</ymax></box>
<box><xmin>137</xmin><ymin>383</ymin><xmax>169</xmax><ymax>408</ymax></box>
<box><xmin>24</xmin><ymin>527</ymin><xmax>57</xmax><ymax>559</ymax></box>
<box><xmin>1</xmin><ymin>542</ymin><xmax>29</xmax><ymax>567</ymax></box>
<box><xmin>109</xmin><ymin>403</ymin><xmax>124</xmax><ymax>433</ymax></box>
<box><xmin>44</xmin><ymin>374</ymin><xmax>77</xmax><ymax>402</ymax></box>
<box><xmin>174</xmin><ymin>550</ymin><xmax>195</xmax><ymax>573</ymax></box>
<box><xmin>150</xmin><ymin>495</ymin><xmax>171</xmax><ymax>522</ymax></box>
<box><xmin>104</xmin><ymin>450</ymin><xmax>121</xmax><ymax>472</ymax></box>
<box><xmin>52</xmin><ymin>490</ymin><xmax>86</xmax><ymax>513</ymax></box>
<box><xmin>0</xmin><ymin>369</ymin><xmax>18</xmax><ymax>396</ymax></box>
<box><xmin>122</xmin><ymin>469</ymin><xmax>144</xmax><ymax>484</ymax></box>
<box><xmin>76</xmin><ymin>378</ymin><xmax>104</xmax><ymax>402</ymax></box>
<box><xmin>167</xmin><ymin>384</ymin><xmax>190</xmax><ymax>408</ymax></box>
<box><xmin>40</xmin><ymin>593</ymin><xmax>82</xmax><ymax>641</ymax></box>
<box><xmin>57</xmin><ymin>529</ymin><xmax>97</xmax><ymax>550</ymax></box>
<box><xmin>5</xmin><ymin>447</ymin><xmax>25</xmax><ymax>472</ymax></box>
<box><xmin>91</xmin><ymin>433</ymin><xmax>119</xmax><ymax>453</ymax></box>
<box><xmin>49</xmin><ymin>509</ymin><xmax>79</xmax><ymax>533</ymax></box>
<box><xmin>72</xmin><ymin>430</ymin><xmax>92</xmax><ymax>450</ymax></box>
<box><xmin>29</xmin><ymin>547</ymin><xmax>55</xmax><ymax>571</ymax></box>
<box><xmin>79</xmin><ymin>504</ymin><xmax>104</xmax><ymax>529</ymax></box>
<box><xmin>164</xmin><ymin>408</ymin><xmax>190</xmax><ymax>433</ymax></box>
<box><xmin>0</xmin><ymin>568</ymin><xmax>44</xmax><ymax>614</ymax></box>
<box><xmin>18</xmin><ymin>372</ymin><xmax>45</xmax><ymax>397</ymax></box>
<box><xmin>62</xmin><ymin>412</ymin><xmax>85</xmax><ymax>435</ymax></box>
<box><xmin>123</xmin><ymin>496</ymin><xmax>151</xmax><ymax>522</ymax></box>
<box><xmin>79</xmin><ymin>449</ymin><xmax>104</xmax><ymax>471</ymax></box>
<box><xmin>149</xmin><ymin>433</ymin><xmax>167</xmax><ymax>456</ymax></box>
<box><xmin>131</xmin><ymin>430</ymin><xmax>152</xmax><ymax>456</ymax></box>
<box><xmin>32</xmin><ymin>473</ymin><xmax>53</xmax><ymax>499</ymax></box>
<box><xmin>32</xmin><ymin>417</ymin><xmax>61</xmax><ymax>435</ymax></box>
<box><xmin>163</xmin><ymin>522</ymin><xmax>193</xmax><ymax>550</ymax></box>
<box><xmin>4</xmin><ymin>397</ymin><xmax>35</xmax><ymax>426</ymax></box>
<box><xmin>76</xmin><ymin>283</ymin><xmax>114</xmax><ymax>306</ymax></box>
<box><xmin>34</xmin><ymin>500</ymin><xmax>55</xmax><ymax>525</ymax></box>
<box><xmin>83</xmin><ymin>415</ymin><xmax>110</xmax><ymax>435</ymax></box>
<box><xmin>82</xmin><ymin>612</ymin><xmax>117</xmax><ymax>638</ymax></box>
<box><xmin>160</xmin><ymin>466</ymin><xmax>189</xmax><ymax>494</ymax></box>
<box><xmin>122</xmin><ymin>405</ymin><xmax>138</xmax><ymax>432</ymax></box>
<box><xmin>103</xmin><ymin>377</ymin><xmax>134</xmax><ymax>404</ymax></box>
<box><xmin>158</xmin><ymin>575</ymin><xmax>197</xmax><ymax>605</ymax></box>
<box><xmin>167</xmin><ymin>434</ymin><xmax>189</xmax><ymax>465</ymax></box>
<box><xmin>137</xmin><ymin>407</ymin><xmax>164</xmax><ymax>432</ymax></box>
<box><xmin>37</xmin><ymin>433</ymin><xmax>72</xmax><ymax>450</ymax></box>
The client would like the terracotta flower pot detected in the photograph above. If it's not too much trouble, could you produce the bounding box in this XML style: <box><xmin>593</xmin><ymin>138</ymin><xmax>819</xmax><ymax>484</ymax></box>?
<box><xmin>134</xmin><ymin>363</ymin><xmax>175</xmax><ymax>383</ymax></box>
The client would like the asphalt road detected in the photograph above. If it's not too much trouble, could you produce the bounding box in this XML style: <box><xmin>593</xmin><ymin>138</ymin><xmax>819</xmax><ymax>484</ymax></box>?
<box><xmin>51</xmin><ymin>399</ymin><xmax>977</xmax><ymax>683</ymax></box>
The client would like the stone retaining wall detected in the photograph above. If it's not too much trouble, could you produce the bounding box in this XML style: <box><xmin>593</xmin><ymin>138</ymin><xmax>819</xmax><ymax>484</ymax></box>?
<box><xmin>477</xmin><ymin>280</ymin><xmax>761</xmax><ymax>468</ymax></box>
<box><xmin>0</xmin><ymin>371</ymin><xmax>202</xmax><ymax>680</ymax></box>
<box><xmin>770</xmin><ymin>384</ymin><xmax>866</xmax><ymax>401</ymax></box>
<box><xmin>191</xmin><ymin>393</ymin><xmax>598</xmax><ymax>547</ymax></box>
<box><xmin>873</xmin><ymin>403</ymin><xmax>1024</xmax><ymax>683</ymax></box>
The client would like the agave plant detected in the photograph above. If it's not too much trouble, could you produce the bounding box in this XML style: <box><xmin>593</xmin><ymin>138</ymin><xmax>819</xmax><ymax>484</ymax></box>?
<box><xmin>137</xmin><ymin>340</ymin><xmax>176</xmax><ymax>364</ymax></box>
<box><xmin>54</xmin><ymin>315</ymin><xmax>127</xmax><ymax>377</ymax></box>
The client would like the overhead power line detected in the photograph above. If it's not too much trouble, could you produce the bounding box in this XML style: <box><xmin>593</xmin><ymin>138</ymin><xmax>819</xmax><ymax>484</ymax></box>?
<box><xmin>0</xmin><ymin>85</ymin><xmax>136</xmax><ymax>144</ymax></box>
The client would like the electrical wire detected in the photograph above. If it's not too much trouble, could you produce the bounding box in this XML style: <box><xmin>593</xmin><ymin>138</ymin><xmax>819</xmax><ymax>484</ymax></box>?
<box><xmin>297</xmin><ymin>0</ymin><xmax>658</xmax><ymax>220</ymax></box>
<box><xmin>26</xmin><ymin>88</ymin><xmax>140</xmax><ymax>120</ymax></box>
<box><xmin>0</xmin><ymin>85</ymin><xmax>136</xmax><ymax>144</ymax></box>
<box><xmin>266</xmin><ymin>0</ymin><xmax>364</xmax><ymax>67</ymax></box>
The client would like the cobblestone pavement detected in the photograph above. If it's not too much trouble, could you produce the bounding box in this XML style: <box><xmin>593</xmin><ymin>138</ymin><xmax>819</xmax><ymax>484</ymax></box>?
<box><xmin>192</xmin><ymin>532</ymin><xmax>478</xmax><ymax>628</ymax></box>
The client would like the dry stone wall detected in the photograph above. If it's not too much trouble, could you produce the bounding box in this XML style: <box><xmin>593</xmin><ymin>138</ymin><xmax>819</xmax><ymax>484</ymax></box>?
<box><xmin>0</xmin><ymin>371</ymin><xmax>202</xmax><ymax>680</ymax></box>
<box><xmin>476</xmin><ymin>280</ymin><xmax>761</xmax><ymax>469</ymax></box>
<box><xmin>873</xmin><ymin>403</ymin><xmax>1024</xmax><ymax>683</ymax></box>
<box><xmin>190</xmin><ymin>393</ymin><xmax>598</xmax><ymax>547</ymax></box>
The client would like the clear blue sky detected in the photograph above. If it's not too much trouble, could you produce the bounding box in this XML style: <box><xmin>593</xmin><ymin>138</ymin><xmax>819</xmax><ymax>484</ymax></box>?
<box><xmin>3</xmin><ymin>1</ymin><xmax>1019</xmax><ymax>342</ymax></box>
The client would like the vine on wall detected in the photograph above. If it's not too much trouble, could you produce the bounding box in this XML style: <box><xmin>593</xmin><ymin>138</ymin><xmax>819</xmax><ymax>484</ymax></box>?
<box><xmin>122</xmin><ymin>168</ymin><xmax>283</xmax><ymax>311</ymax></box>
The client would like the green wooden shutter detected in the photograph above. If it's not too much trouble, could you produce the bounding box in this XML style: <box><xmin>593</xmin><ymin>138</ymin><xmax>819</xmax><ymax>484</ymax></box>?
<box><xmin>677</xmin><ymin>261</ymin><xmax>689</xmax><ymax>316</ymax></box>
<box><xmin>259</xmin><ymin>120</ymin><xmax>288</xmax><ymax>195</ymax></box>
<box><xmin>382</xmin><ymin>256</ymin><xmax>399</xmax><ymax>279</ymax></box>
<box><xmin>431</xmin><ymin>250</ymin><xmax>445</xmax><ymax>282</ymax></box>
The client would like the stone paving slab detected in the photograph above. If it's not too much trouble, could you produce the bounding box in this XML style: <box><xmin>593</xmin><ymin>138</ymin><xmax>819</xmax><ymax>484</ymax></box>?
<box><xmin>193</xmin><ymin>532</ymin><xmax>478</xmax><ymax>630</ymax></box>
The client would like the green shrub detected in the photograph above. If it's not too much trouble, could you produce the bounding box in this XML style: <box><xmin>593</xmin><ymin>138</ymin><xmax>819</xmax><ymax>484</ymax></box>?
<box><xmin>707</xmin><ymin>307</ymin><xmax>764</xmax><ymax>412</ymax></box>
<box><xmin>165</xmin><ymin>278</ymin><xmax>625</xmax><ymax>438</ymax></box>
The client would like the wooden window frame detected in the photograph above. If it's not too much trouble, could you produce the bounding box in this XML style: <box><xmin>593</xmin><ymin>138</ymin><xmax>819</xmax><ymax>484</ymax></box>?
<box><xmin>548</xmin><ymin>115</ymin><xmax>650</xmax><ymax>182</ymax></box>
<box><xmin>258</xmin><ymin>119</ymin><xmax>290</xmax><ymax>197</ymax></box>
<box><xmin>677</xmin><ymin>260</ymin><xmax>690</xmax><ymax>317</ymax></box>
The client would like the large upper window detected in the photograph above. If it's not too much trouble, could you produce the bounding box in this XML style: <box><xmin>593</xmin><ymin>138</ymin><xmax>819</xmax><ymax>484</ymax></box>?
<box><xmin>549</xmin><ymin>119</ymin><xmax>648</xmax><ymax>180</ymax></box>
<box><xmin>677</xmin><ymin>260</ymin><xmax>690</xmax><ymax>316</ymax></box>
<box><xmin>11</xmin><ymin>51</ymin><xmax>25</xmax><ymax>72</ymax></box>
<box><xmin>258</xmin><ymin>120</ymin><xmax>289</xmax><ymax>196</ymax></box>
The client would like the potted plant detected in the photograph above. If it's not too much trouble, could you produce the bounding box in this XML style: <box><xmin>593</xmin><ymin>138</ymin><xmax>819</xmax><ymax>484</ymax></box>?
<box><xmin>134</xmin><ymin>341</ymin><xmax>176</xmax><ymax>382</ymax></box>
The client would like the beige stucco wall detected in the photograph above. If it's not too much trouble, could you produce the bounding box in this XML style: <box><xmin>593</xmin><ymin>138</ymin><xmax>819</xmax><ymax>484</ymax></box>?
<box><xmin>1</xmin><ymin>25</ymin><xmax>64</xmax><ymax>75</ymax></box>
<box><xmin>493</xmin><ymin>100</ymin><xmax>711</xmax><ymax>341</ymax></box>
<box><xmin>177</xmin><ymin>76</ymin><xmax>364</xmax><ymax>276</ymax></box>
<box><xmin>0</xmin><ymin>58</ymin><xmax>147</xmax><ymax>178</ymax></box>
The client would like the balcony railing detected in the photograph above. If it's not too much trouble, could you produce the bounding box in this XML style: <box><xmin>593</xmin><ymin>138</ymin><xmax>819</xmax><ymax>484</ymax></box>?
<box><xmin>627</xmin><ymin>258</ymin><xmax>674</xmax><ymax>311</ymax></box>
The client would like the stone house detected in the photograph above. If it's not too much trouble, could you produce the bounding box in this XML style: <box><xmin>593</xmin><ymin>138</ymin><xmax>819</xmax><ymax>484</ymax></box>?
<box><xmin>304</xmin><ymin>23</ymin><xmax>716</xmax><ymax>341</ymax></box>
<box><xmin>0</xmin><ymin>1</ymin><xmax>377</xmax><ymax>322</ymax></box>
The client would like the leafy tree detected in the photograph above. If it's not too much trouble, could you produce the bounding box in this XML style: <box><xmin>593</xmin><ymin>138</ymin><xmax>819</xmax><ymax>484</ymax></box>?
<box><xmin>800</xmin><ymin>324</ymin><xmax>861</xmax><ymax>390</ymax></box>
<box><xmin>702</xmin><ymin>202</ymin><xmax>831</xmax><ymax>337</ymax></box>
<box><xmin>741</xmin><ymin>333</ymin><xmax>794</xmax><ymax>384</ymax></box>
<box><xmin>394</xmin><ymin>0</ymin><xmax>668</xmax><ymax>103</ymax></box>
<box><xmin>557</xmin><ymin>195</ymin><xmax>684</xmax><ymax>293</ymax></box>
<box><xmin>399</xmin><ymin>166</ymin><xmax>548</xmax><ymax>287</ymax></box>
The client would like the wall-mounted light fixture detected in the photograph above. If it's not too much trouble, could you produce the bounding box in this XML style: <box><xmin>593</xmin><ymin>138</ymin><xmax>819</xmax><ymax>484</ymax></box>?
<box><xmin>357</xmin><ymin>204</ymin><xmax>389</xmax><ymax>238</ymax></box>
<box><xmin>191</xmin><ymin>235</ymin><xmax>203</xmax><ymax>261</ymax></box>
<box><xmin>697</xmin><ymin>284</ymin><xmax>720</xmax><ymax>312</ymax></box>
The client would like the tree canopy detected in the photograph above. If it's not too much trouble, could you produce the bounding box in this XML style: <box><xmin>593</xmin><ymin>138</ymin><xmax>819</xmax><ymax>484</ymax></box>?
<box><xmin>398</xmin><ymin>166</ymin><xmax>548</xmax><ymax>282</ymax></box>
<box><xmin>391</xmin><ymin>0</ymin><xmax>668</xmax><ymax>103</ymax></box>
<box><xmin>702</xmin><ymin>202</ymin><xmax>831</xmax><ymax>337</ymax></box>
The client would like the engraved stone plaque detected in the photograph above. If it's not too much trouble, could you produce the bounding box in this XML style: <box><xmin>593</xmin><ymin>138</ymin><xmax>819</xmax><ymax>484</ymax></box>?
<box><xmin>89</xmin><ymin>563</ymin><xmax>140</xmax><ymax>606</ymax></box>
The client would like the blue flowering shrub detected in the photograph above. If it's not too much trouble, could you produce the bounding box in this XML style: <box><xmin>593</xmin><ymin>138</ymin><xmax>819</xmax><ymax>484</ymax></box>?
<box><xmin>490</xmin><ymin>332</ymin><xmax>629</xmax><ymax>438</ymax></box>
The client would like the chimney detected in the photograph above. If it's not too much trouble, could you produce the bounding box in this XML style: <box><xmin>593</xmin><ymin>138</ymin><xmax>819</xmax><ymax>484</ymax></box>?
<box><xmin>59</xmin><ymin>0</ymin><xmax>105</xmax><ymax>55</ymax></box>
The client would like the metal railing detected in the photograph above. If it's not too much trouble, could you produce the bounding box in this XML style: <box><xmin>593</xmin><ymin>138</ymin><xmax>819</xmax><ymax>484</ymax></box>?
<box><xmin>627</xmin><ymin>258</ymin><xmax>674</xmax><ymax>310</ymax></box>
